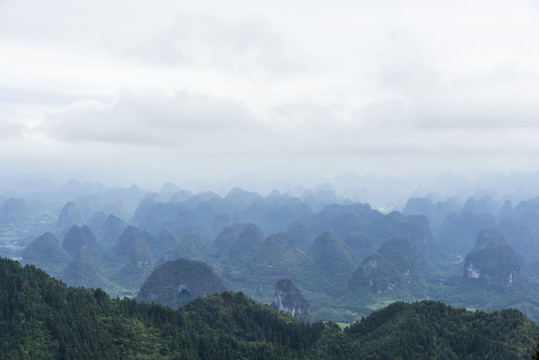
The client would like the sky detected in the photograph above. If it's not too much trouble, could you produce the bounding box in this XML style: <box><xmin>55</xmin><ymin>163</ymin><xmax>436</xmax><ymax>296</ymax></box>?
<box><xmin>1</xmin><ymin>0</ymin><xmax>539</xmax><ymax>189</ymax></box>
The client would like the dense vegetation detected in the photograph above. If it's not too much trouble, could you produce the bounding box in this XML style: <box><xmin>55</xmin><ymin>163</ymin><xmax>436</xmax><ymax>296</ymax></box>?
<box><xmin>345</xmin><ymin>301</ymin><xmax>538</xmax><ymax>359</ymax></box>
<box><xmin>7</xmin><ymin>184</ymin><xmax>539</xmax><ymax>326</ymax></box>
<box><xmin>0</xmin><ymin>257</ymin><xmax>323</xmax><ymax>359</ymax></box>
<box><xmin>1</xmin><ymin>257</ymin><xmax>538</xmax><ymax>359</ymax></box>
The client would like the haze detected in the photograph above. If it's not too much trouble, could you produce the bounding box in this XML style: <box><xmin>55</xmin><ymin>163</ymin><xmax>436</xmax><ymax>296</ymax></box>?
<box><xmin>1</xmin><ymin>0</ymin><xmax>539</xmax><ymax>188</ymax></box>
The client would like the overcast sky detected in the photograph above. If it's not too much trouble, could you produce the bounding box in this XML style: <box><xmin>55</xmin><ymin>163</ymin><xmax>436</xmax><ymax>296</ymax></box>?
<box><xmin>1</xmin><ymin>0</ymin><xmax>538</xmax><ymax>188</ymax></box>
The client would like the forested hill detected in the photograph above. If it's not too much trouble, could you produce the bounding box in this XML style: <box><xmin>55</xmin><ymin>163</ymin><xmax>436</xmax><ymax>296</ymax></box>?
<box><xmin>345</xmin><ymin>301</ymin><xmax>539</xmax><ymax>359</ymax></box>
<box><xmin>1</xmin><ymin>257</ymin><xmax>538</xmax><ymax>359</ymax></box>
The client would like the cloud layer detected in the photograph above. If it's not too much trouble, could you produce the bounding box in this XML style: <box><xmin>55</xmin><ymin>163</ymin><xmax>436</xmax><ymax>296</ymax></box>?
<box><xmin>1</xmin><ymin>0</ymin><xmax>538</xmax><ymax>184</ymax></box>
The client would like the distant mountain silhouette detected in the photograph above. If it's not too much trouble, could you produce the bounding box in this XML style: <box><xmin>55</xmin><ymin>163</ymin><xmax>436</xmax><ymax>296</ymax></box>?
<box><xmin>96</xmin><ymin>214</ymin><xmax>127</xmax><ymax>247</ymax></box>
<box><xmin>437</xmin><ymin>211</ymin><xmax>497</xmax><ymax>255</ymax></box>
<box><xmin>246</xmin><ymin>233</ymin><xmax>307</xmax><ymax>279</ymax></box>
<box><xmin>306</xmin><ymin>230</ymin><xmax>357</xmax><ymax>293</ymax></box>
<box><xmin>213</xmin><ymin>223</ymin><xmax>265</xmax><ymax>270</ymax></box>
<box><xmin>0</xmin><ymin>198</ymin><xmax>32</xmax><ymax>225</ymax></box>
<box><xmin>62</xmin><ymin>246</ymin><xmax>108</xmax><ymax>290</ymax></box>
<box><xmin>154</xmin><ymin>232</ymin><xmax>208</xmax><ymax>268</ymax></box>
<box><xmin>286</xmin><ymin>222</ymin><xmax>312</xmax><ymax>250</ymax></box>
<box><xmin>22</xmin><ymin>233</ymin><xmax>71</xmax><ymax>277</ymax></box>
<box><xmin>57</xmin><ymin>201</ymin><xmax>84</xmax><ymax>230</ymax></box>
<box><xmin>343</xmin><ymin>232</ymin><xmax>377</xmax><ymax>260</ymax></box>
<box><xmin>348</xmin><ymin>237</ymin><xmax>418</xmax><ymax>294</ymax></box>
<box><xmin>62</xmin><ymin>225</ymin><xmax>99</xmax><ymax>258</ymax></box>
<box><xmin>112</xmin><ymin>226</ymin><xmax>155</xmax><ymax>262</ymax></box>
<box><xmin>499</xmin><ymin>218</ymin><xmax>537</xmax><ymax>262</ymax></box>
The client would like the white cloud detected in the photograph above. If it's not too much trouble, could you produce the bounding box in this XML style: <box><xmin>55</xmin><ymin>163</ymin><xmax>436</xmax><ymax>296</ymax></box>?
<box><xmin>114</xmin><ymin>14</ymin><xmax>304</xmax><ymax>79</ymax></box>
<box><xmin>45</xmin><ymin>90</ymin><xmax>261</xmax><ymax>149</ymax></box>
<box><xmin>1</xmin><ymin>0</ymin><xmax>539</xmax><ymax>183</ymax></box>
<box><xmin>0</xmin><ymin>118</ymin><xmax>26</xmax><ymax>139</ymax></box>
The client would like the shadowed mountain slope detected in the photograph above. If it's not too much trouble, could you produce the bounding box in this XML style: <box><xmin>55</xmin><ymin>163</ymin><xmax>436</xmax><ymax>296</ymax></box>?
<box><xmin>22</xmin><ymin>232</ymin><xmax>71</xmax><ymax>277</ymax></box>
<box><xmin>62</xmin><ymin>246</ymin><xmax>108</xmax><ymax>290</ymax></box>
<box><xmin>137</xmin><ymin>258</ymin><xmax>227</xmax><ymax>308</ymax></box>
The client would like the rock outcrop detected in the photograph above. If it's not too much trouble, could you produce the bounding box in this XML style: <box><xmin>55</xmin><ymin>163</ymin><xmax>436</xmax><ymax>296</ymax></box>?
<box><xmin>271</xmin><ymin>279</ymin><xmax>311</xmax><ymax>323</ymax></box>
<box><xmin>392</xmin><ymin>215</ymin><xmax>435</xmax><ymax>257</ymax></box>
<box><xmin>498</xmin><ymin>218</ymin><xmax>537</xmax><ymax>262</ymax></box>
<box><xmin>463</xmin><ymin>229</ymin><xmax>522</xmax><ymax>288</ymax></box>
<box><xmin>348</xmin><ymin>237</ymin><xmax>417</xmax><ymax>294</ymax></box>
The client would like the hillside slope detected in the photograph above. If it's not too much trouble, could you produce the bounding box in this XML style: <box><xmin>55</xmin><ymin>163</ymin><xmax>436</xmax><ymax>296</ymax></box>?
<box><xmin>1</xmin><ymin>257</ymin><xmax>538</xmax><ymax>359</ymax></box>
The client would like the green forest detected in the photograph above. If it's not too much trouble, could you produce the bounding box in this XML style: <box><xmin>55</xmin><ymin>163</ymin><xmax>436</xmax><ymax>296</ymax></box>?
<box><xmin>1</xmin><ymin>257</ymin><xmax>538</xmax><ymax>359</ymax></box>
